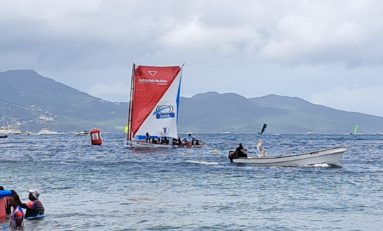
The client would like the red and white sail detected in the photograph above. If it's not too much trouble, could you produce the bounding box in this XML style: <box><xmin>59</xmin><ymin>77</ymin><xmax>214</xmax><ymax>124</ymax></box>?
<box><xmin>127</xmin><ymin>65</ymin><xmax>182</xmax><ymax>141</ymax></box>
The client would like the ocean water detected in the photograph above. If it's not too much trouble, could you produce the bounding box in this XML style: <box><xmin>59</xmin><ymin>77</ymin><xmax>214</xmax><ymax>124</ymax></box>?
<box><xmin>0</xmin><ymin>133</ymin><xmax>382</xmax><ymax>231</ymax></box>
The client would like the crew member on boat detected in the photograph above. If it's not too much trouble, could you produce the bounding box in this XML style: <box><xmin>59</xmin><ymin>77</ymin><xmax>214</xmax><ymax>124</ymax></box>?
<box><xmin>161</xmin><ymin>137</ymin><xmax>169</xmax><ymax>144</ymax></box>
<box><xmin>183</xmin><ymin>133</ymin><xmax>193</xmax><ymax>145</ymax></box>
<box><xmin>172</xmin><ymin>137</ymin><xmax>182</xmax><ymax>145</ymax></box>
<box><xmin>228</xmin><ymin>143</ymin><xmax>248</xmax><ymax>162</ymax></box>
<box><xmin>256</xmin><ymin>139</ymin><xmax>267</xmax><ymax>157</ymax></box>
<box><xmin>183</xmin><ymin>133</ymin><xmax>201</xmax><ymax>146</ymax></box>
<box><xmin>235</xmin><ymin>143</ymin><xmax>247</xmax><ymax>158</ymax></box>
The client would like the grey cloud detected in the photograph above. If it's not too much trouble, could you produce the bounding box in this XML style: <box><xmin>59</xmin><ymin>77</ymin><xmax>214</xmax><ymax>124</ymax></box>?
<box><xmin>1</xmin><ymin>0</ymin><xmax>383</xmax><ymax>116</ymax></box>
<box><xmin>2</xmin><ymin>0</ymin><xmax>383</xmax><ymax>68</ymax></box>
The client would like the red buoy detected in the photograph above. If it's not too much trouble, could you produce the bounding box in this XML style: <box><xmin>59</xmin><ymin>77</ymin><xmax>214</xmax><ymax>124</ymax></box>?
<box><xmin>89</xmin><ymin>128</ymin><xmax>102</xmax><ymax>145</ymax></box>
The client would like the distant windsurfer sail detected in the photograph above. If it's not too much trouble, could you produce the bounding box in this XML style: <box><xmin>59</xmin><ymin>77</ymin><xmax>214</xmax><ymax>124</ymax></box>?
<box><xmin>258</xmin><ymin>123</ymin><xmax>267</xmax><ymax>135</ymax></box>
<box><xmin>124</xmin><ymin>124</ymin><xmax>129</xmax><ymax>134</ymax></box>
<box><xmin>352</xmin><ymin>125</ymin><xmax>359</xmax><ymax>135</ymax></box>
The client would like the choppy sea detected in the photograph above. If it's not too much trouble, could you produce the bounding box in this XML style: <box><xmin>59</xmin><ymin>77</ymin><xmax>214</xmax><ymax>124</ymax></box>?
<box><xmin>1</xmin><ymin>133</ymin><xmax>382</xmax><ymax>231</ymax></box>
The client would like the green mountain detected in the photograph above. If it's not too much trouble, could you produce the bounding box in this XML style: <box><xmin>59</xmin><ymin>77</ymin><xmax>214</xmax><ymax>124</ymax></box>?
<box><xmin>1</xmin><ymin>69</ymin><xmax>383</xmax><ymax>133</ymax></box>
<box><xmin>179</xmin><ymin>92</ymin><xmax>383</xmax><ymax>134</ymax></box>
<box><xmin>250</xmin><ymin>94</ymin><xmax>383</xmax><ymax>133</ymax></box>
<box><xmin>0</xmin><ymin>70</ymin><xmax>128</xmax><ymax>132</ymax></box>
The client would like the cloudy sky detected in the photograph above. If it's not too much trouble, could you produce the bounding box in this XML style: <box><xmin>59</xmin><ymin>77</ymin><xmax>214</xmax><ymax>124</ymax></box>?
<box><xmin>1</xmin><ymin>0</ymin><xmax>383</xmax><ymax>116</ymax></box>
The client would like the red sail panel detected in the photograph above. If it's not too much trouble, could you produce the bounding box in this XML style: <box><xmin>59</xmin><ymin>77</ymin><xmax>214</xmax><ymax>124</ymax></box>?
<box><xmin>131</xmin><ymin>65</ymin><xmax>181</xmax><ymax>137</ymax></box>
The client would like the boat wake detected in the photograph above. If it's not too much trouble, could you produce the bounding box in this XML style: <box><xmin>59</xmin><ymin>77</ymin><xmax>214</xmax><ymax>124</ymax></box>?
<box><xmin>309</xmin><ymin>163</ymin><xmax>341</xmax><ymax>168</ymax></box>
<box><xmin>310</xmin><ymin>163</ymin><xmax>331</xmax><ymax>167</ymax></box>
<box><xmin>186</xmin><ymin>160</ymin><xmax>219</xmax><ymax>166</ymax></box>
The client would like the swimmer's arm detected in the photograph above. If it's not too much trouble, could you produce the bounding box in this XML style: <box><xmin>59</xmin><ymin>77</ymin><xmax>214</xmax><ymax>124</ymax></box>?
<box><xmin>18</xmin><ymin>202</ymin><xmax>27</xmax><ymax>208</ymax></box>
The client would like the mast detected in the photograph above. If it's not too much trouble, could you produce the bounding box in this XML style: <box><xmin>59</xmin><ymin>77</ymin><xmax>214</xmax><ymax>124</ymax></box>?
<box><xmin>127</xmin><ymin>63</ymin><xmax>135</xmax><ymax>141</ymax></box>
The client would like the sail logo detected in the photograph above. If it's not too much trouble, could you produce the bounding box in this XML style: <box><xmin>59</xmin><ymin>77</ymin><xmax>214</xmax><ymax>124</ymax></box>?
<box><xmin>138</xmin><ymin>78</ymin><xmax>168</xmax><ymax>85</ymax></box>
<box><xmin>154</xmin><ymin>105</ymin><xmax>175</xmax><ymax>119</ymax></box>
<box><xmin>148</xmin><ymin>71</ymin><xmax>157</xmax><ymax>76</ymax></box>
<box><xmin>162</xmin><ymin>127</ymin><xmax>169</xmax><ymax>135</ymax></box>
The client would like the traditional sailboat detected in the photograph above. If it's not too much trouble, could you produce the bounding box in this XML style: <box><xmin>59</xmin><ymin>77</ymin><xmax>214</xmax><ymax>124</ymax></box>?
<box><xmin>126</xmin><ymin>64</ymin><xmax>184</xmax><ymax>148</ymax></box>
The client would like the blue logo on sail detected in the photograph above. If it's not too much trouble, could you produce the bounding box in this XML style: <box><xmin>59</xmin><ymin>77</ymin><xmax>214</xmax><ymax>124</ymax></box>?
<box><xmin>154</xmin><ymin>105</ymin><xmax>175</xmax><ymax>119</ymax></box>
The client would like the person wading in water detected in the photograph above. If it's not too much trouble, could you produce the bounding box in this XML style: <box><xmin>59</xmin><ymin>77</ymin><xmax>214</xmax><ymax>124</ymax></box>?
<box><xmin>18</xmin><ymin>190</ymin><xmax>44</xmax><ymax>219</ymax></box>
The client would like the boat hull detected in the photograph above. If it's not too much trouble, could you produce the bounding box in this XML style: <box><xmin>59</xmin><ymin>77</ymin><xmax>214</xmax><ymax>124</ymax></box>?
<box><xmin>128</xmin><ymin>141</ymin><xmax>174</xmax><ymax>148</ymax></box>
<box><xmin>230</xmin><ymin>147</ymin><xmax>346</xmax><ymax>166</ymax></box>
<box><xmin>172</xmin><ymin>144</ymin><xmax>205</xmax><ymax>149</ymax></box>
<box><xmin>127</xmin><ymin>141</ymin><xmax>205</xmax><ymax>149</ymax></box>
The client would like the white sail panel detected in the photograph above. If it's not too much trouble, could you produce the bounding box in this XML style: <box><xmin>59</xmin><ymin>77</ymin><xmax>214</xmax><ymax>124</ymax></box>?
<box><xmin>133</xmin><ymin>72</ymin><xmax>181</xmax><ymax>139</ymax></box>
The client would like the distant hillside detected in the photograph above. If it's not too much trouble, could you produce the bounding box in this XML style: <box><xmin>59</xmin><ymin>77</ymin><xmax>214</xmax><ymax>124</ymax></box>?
<box><xmin>1</xmin><ymin>70</ymin><xmax>383</xmax><ymax>133</ymax></box>
<box><xmin>178</xmin><ymin>92</ymin><xmax>383</xmax><ymax>134</ymax></box>
<box><xmin>0</xmin><ymin>70</ymin><xmax>128</xmax><ymax>132</ymax></box>
<box><xmin>250</xmin><ymin>94</ymin><xmax>383</xmax><ymax>133</ymax></box>
<box><xmin>178</xmin><ymin>92</ymin><xmax>284</xmax><ymax>133</ymax></box>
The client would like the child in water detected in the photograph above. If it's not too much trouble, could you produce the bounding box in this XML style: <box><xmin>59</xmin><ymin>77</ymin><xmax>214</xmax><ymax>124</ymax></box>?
<box><xmin>9</xmin><ymin>193</ymin><xmax>24</xmax><ymax>230</ymax></box>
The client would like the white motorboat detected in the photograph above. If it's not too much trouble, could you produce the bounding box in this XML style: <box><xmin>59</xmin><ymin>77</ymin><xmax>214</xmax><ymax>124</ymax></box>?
<box><xmin>229</xmin><ymin>147</ymin><xmax>346</xmax><ymax>166</ymax></box>
<box><xmin>0</xmin><ymin>127</ymin><xmax>9</xmax><ymax>138</ymax></box>
<box><xmin>0</xmin><ymin>128</ymin><xmax>23</xmax><ymax>135</ymax></box>
<box><xmin>0</xmin><ymin>128</ymin><xmax>9</xmax><ymax>134</ymax></box>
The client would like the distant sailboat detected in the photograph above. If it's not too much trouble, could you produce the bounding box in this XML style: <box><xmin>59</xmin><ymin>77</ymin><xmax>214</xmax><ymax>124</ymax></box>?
<box><xmin>0</xmin><ymin>110</ymin><xmax>10</xmax><ymax>136</ymax></box>
<box><xmin>351</xmin><ymin>125</ymin><xmax>359</xmax><ymax>135</ymax></box>
<box><xmin>38</xmin><ymin>116</ymin><xmax>59</xmax><ymax>135</ymax></box>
